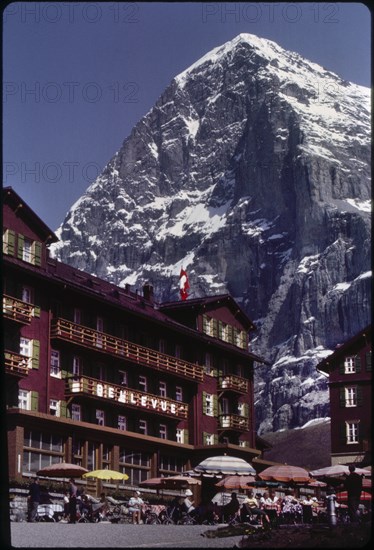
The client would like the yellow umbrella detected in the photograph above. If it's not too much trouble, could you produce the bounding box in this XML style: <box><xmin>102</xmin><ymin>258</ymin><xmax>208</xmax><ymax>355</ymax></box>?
<box><xmin>83</xmin><ymin>469</ymin><xmax>129</xmax><ymax>481</ymax></box>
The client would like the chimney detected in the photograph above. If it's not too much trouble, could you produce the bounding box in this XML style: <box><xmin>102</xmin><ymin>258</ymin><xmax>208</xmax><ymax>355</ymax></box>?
<box><xmin>143</xmin><ymin>283</ymin><xmax>154</xmax><ymax>304</ymax></box>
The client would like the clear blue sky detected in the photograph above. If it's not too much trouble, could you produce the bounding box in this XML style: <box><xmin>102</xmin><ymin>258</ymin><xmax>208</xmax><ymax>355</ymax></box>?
<box><xmin>3</xmin><ymin>2</ymin><xmax>371</xmax><ymax>230</ymax></box>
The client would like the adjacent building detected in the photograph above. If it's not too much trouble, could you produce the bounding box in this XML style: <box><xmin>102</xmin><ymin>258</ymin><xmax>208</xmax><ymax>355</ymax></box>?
<box><xmin>316</xmin><ymin>326</ymin><xmax>372</xmax><ymax>466</ymax></box>
<box><xmin>3</xmin><ymin>187</ymin><xmax>268</xmax><ymax>487</ymax></box>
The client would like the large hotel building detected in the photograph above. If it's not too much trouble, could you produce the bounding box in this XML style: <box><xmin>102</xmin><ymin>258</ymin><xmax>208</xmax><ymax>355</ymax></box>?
<box><xmin>3</xmin><ymin>187</ymin><xmax>270</xmax><ymax>488</ymax></box>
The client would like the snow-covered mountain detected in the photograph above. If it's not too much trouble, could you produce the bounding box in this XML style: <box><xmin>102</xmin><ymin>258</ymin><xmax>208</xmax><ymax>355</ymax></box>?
<box><xmin>51</xmin><ymin>33</ymin><xmax>371</xmax><ymax>434</ymax></box>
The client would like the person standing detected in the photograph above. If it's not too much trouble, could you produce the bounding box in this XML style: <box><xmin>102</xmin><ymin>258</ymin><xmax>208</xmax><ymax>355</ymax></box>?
<box><xmin>68</xmin><ymin>478</ymin><xmax>78</xmax><ymax>523</ymax></box>
<box><xmin>344</xmin><ymin>465</ymin><xmax>363</xmax><ymax>523</ymax></box>
<box><xmin>27</xmin><ymin>477</ymin><xmax>41</xmax><ymax>522</ymax></box>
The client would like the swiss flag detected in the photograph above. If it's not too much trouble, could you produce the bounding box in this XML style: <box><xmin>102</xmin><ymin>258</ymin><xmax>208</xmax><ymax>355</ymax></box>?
<box><xmin>179</xmin><ymin>268</ymin><xmax>190</xmax><ymax>301</ymax></box>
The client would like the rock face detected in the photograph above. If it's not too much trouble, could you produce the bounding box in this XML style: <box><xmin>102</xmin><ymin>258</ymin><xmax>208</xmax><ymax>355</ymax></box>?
<box><xmin>51</xmin><ymin>34</ymin><xmax>371</xmax><ymax>434</ymax></box>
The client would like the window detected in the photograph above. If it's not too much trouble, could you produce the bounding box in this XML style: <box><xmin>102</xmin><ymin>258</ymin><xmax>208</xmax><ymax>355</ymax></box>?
<box><xmin>205</xmin><ymin>394</ymin><xmax>214</xmax><ymax>416</ymax></box>
<box><xmin>72</xmin><ymin>436</ymin><xmax>84</xmax><ymax>466</ymax></box>
<box><xmin>102</xmin><ymin>445</ymin><xmax>111</xmax><ymax>467</ymax></box>
<box><xmin>159</xmin><ymin>381</ymin><xmax>167</xmax><ymax>397</ymax></box>
<box><xmin>71</xmin><ymin>404</ymin><xmax>81</xmax><ymax>421</ymax></box>
<box><xmin>205</xmin><ymin>433</ymin><xmax>214</xmax><ymax>445</ymax></box>
<box><xmin>159</xmin><ymin>339</ymin><xmax>166</xmax><ymax>354</ymax></box>
<box><xmin>74</xmin><ymin>308</ymin><xmax>81</xmax><ymax>324</ymax></box>
<box><xmin>119</xmin><ymin>370</ymin><xmax>128</xmax><ymax>386</ymax></box>
<box><xmin>176</xmin><ymin>429</ymin><xmax>183</xmax><ymax>444</ymax></box>
<box><xmin>239</xmin><ymin>440</ymin><xmax>247</xmax><ymax>447</ymax></box>
<box><xmin>344</xmin><ymin>356</ymin><xmax>356</xmax><ymax>374</ymax></box>
<box><xmin>205</xmin><ymin>353</ymin><xmax>214</xmax><ymax>375</ymax></box>
<box><xmin>96</xmin><ymin>410</ymin><xmax>105</xmax><ymax>426</ymax></box>
<box><xmin>96</xmin><ymin>317</ymin><xmax>104</xmax><ymax>348</ymax></box>
<box><xmin>19</xmin><ymin>337</ymin><xmax>32</xmax><ymax>365</ymax></box>
<box><xmin>237</xmin><ymin>402</ymin><xmax>245</xmax><ymax>416</ymax></box>
<box><xmin>139</xmin><ymin>420</ymin><xmax>147</xmax><ymax>435</ymax></box>
<box><xmin>221</xmin><ymin>397</ymin><xmax>229</xmax><ymax>415</ymax></box>
<box><xmin>18</xmin><ymin>389</ymin><xmax>30</xmax><ymax>410</ymax></box>
<box><xmin>139</xmin><ymin>375</ymin><xmax>147</xmax><ymax>393</ymax></box>
<box><xmin>175</xmin><ymin>386</ymin><xmax>183</xmax><ymax>402</ymax></box>
<box><xmin>21</xmin><ymin>286</ymin><xmax>32</xmax><ymax>303</ymax></box>
<box><xmin>160</xmin><ymin>424</ymin><xmax>167</xmax><ymax>440</ymax></box>
<box><xmin>73</xmin><ymin>356</ymin><xmax>81</xmax><ymax>377</ymax></box>
<box><xmin>346</xmin><ymin>421</ymin><xmax>359</xmax><ymax>444</ymax></box>
<box><xmin>118</xmin><ymin>415</ymin><xmax>127</xmax><ymax>431</ymax></box>
<box><xmin>22</xmin><ymin>238</ymin><xmax>33</xmax><ymax>262</ymax></box>
<box><xmin>50</xmin><ymin>350</ymin><xmax>61</xmax><ymax>377</ymax></box>
<box><xmin>23</xmin><ymin>430</ymin><xmax>64</xmax><ymax>474</ymax></box>
<box><xmin>49</xmin><ymin>399</ymin><xmax>60</xmax><ymax>416</ymax></box>
<box><xmin>345</xmin><ymin>386</ymin><xmax>357</xmax><ymax>407</ymax></box>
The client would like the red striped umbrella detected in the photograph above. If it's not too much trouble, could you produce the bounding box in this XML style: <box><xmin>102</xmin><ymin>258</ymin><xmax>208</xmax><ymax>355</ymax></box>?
<box><xmin>259</xmin><ymin>464</ymin><xmax>310</xmax><ymax>483</ymax></box>
<box><xmin>336</xmin><ymin>491</ymin><xmax>371</xmax><ymax>502</ymax></box>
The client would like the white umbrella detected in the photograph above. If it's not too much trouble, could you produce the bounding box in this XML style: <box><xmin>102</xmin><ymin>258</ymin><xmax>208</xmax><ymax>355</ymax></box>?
<box><xmin>310</xmin><ymin>465</ymin><xmax>371</xmax><ymax>478</ymax></box>
<box><xmin>211</xmin><ymin>492</ymin><xmax>247</xmax><ymax>506</ymax></box>
<box><xmin>194</xmin><ymin>455</ymin><xmax>256</xmax><ymax>475</ymax></box>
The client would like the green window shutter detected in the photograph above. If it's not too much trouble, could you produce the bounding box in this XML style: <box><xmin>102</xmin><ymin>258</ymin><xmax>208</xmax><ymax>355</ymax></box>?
<box><xmin>339</xmin><ymin>361</ymin><xmax>344</xmax><ymax>374</ymax></box>
<box><xmin>202</xmin><ymin>392</ymin><xmax>207</xmax><ymax>415</ymax></box>
<box><xmin>213</xmin><ymin>434</ymin><xmax>219</xmax><ymax>445</ymax></box>
<box><xmin>218</xmin><ymin>320</ymin><xmax>223</xmax><ymax>340</ymax></box>
<box><xmin>31</xmin><ymin>391</ymin><xmax>39</xmax><ymax>411</ymax></box>
<box><xmin>228</xmin><ymin>325</ymin><xmax>234</xmax><ymax>344</ymax></box>
<box><xmin>31</xmin><ymin>340</ymin><xmax>40</xmax><ymax>369</ymax></box>
<box><xmin>33</xmin><ymin>241</ymin><xmax>42</xmax><ymax>266</ymax></box>
<box><xmin>212</xmin><ymin>319</ymin><xmax>218</xmax><ymax>338</ymax></box>
<box><xmin>202</xmin><ymin>431</ymin><xmax>207</xmax><ymax>445</ymax></box>
<box><xmin>243</xmin><ymin>403</ymin><xmax>249</xmax><ymax>418</ymax></box>
<box><xmin>240</xmin><ymin>331</ymin><xmax>246</xmax><ymax>349</ymax></box>
<box><xmin>357</xmin><ymin>386</ymin><xmax>363</xmax><ymax>406</ymax></box>
<box><xmin>60</xmin><ymin>400</ymin><xmax>70</xmax><ymax>418</ymax></box>
<box><xmin>339</xmin><ymin>387</ymin><xmax>345</xmax><ymax>407</ymax></box>
<box><xmin>213</xmin><ymin>395</ymin><xmax>218</xmax><ymax>417</ymax></box>
<box><xmin>355</xmin><ymin>355</ymin><xmax>361</xmax><ymax>373</ymax></box>
<box><xmin>339</xmin><ymin>423</ymin><xmax>347</xmax><ymax>444</ymax></box>
<box><xmin>33</xmin><ymin>306</ymin><xmax>41</xmax><ymax>318</ymax></box>
<box><xmin>4</xmin><ymin>229</ymin><xmax>16</xmax><ymax>255</ymax></box>
<box><xmin>183</xmin><ymin>429</ymin><xmax>189</xmax><ymax>444</ymax></box>
<box><xmin>366</xmin><ymin>351</ymin><xmax>372</xmax><ymax>371</ymax></box>
<box><xmin>17</xmin><ymin>234</ymin><xmax>25</xmax><ymax>259</ymax></box>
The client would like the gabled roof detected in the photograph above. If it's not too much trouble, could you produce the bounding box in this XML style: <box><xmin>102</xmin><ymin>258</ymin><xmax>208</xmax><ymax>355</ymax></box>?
<box><xmin>159</xmin><ymin>294</ymin><xmax>256</xmax><ymax>332</ymax></box>
<box><xmin>3</xmin><ymin>186</ymin><xmax>58</xmax><ymax>244</ymax></box>
<box><xmin>317</xmin><ymin>325</ymin><xmax>371</xmax><ymax>374</ymax></box>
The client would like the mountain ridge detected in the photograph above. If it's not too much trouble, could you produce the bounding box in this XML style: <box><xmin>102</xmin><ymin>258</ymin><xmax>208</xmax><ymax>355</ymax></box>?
<box><xmin>51</xmin><ymin>33</ymin><xmax>371</xmax><ymax>434</ymax></box>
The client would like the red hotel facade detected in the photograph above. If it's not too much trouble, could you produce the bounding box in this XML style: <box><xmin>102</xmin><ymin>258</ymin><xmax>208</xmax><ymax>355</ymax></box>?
<box><xmin>3</xmin><ymin>187</ymin><xmax>268</xmax><ymax>486</ymax></box>
<box><xmin>316</xmin><ymin>326</ymin><xmax>372</xmax><ymax>467</ymax></box>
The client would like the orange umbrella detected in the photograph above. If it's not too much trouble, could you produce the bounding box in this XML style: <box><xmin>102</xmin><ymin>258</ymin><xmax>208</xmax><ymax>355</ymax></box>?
<box><xmin>259</xmin><ymin>464</ymin><xmax>310</xmax><ymax>483</ymax></box>
<box><xmin>215</xmin><ymin>475</ymin><xmax>256</xmax><ymax>490</ymax></box>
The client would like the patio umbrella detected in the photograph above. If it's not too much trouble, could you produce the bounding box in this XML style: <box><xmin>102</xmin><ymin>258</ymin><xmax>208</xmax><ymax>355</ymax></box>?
<box><xmin>194</xmin><ymin>455</ymin><xmax>256</xmax><ymax>475</ymax></box>
<box><xmin>336</xmin><ymin>491</ymin><xmax>371</xmax><ymax>502</ymax></box>
<box><xmin>139</xmin><ymin>477</ymin><xmax>165</xmax><ymax>488</ymax></box>
<box><xmin>215</xmin><ymin>475</ymin><xmax>256</xmax><ymax>490</ymax></box>
<box><xmin>310</xmin><ymin>465</ymin><xmax>371</xmax><ymax>478</ymax></box>
<box><xmin>161</xmin><ymin>475</ymin><xmax>201</xmax><ymax>489</ymax></box>
<box><xmin>82</xmin><ymin>469</ymin><xmax>129</xmax><ymax>481</ymax></box>
<box><xmin>259</xmin><ymin>464</ymin><xmax>310</xmax><ymax>483</ymax></box>
<box><xmin>37</xmin><ymin>462</ymin><xmax>89</xmax><ymax>478</ymax></box>
<box><xmin>308</xmin><ymin>480</ymin><xmax>327</xmax><ymax>487</ymax></box>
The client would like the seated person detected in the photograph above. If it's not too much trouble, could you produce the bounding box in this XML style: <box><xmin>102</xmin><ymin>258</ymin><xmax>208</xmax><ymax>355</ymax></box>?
<box><xmin>241</xmin><ymin>490</ymin><xmax>270</xmax><ymax>526</ymax></box>
<box><xmin>222</xmin><ymin>492</ymin><xmax>240</xmax><ymax>522</ymax></box>
<box><xmin>182</xmin><ymin>489</ymin><xmax>198</xmax><ymax>518</ymax></box>
<box><xmin>128</xmin><ymin>490</ymin><xmax>144</xmax><ymax>524</ymax></box>
<box><xmin>281</xmin><ymin>491</ymin><xmax>303</xmax><ymax>523</ymax></box>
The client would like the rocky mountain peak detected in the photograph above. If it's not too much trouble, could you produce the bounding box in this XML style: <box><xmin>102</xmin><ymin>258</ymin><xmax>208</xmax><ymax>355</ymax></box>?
<box><xmin>51</xmin><ymin>34</ymin><xmax>371</xmax><ymax>433</ymax></box>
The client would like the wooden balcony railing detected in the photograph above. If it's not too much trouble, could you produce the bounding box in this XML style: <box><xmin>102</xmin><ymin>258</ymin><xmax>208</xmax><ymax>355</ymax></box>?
<box><xmin>51</xmin><ymin>318</ymin><xmax>204</xmax><ymax>382</ymax></box>
<box><xmin>218</xmin><ymin>414</ymin><xmax>249</xmax><ymax>431</ymax></box>
<box><xmin>218</xmin><ymin>375</ymin><xmax>248</xmax><ymax>393</ymax></box>
<box><xmin>65</xmin><ymin>376</ymin><xmax>188</xmax><ymax>419</ymax></box>
<box><xmin>4</xmin><ymin>350</ymin><xmax>30</xmax><ymax>377</ymax></box>
<box><xmin>3</xmin><ymin>295</ymin><xmax>34</xmax><ymax>324</ymax></box>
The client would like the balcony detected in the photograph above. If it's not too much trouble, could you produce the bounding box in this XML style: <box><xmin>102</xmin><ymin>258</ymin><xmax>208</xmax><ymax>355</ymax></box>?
<box><xmin>218</xmin><ymin>375</ymin><xmax>248</xmax><ymax>393</ymax></box>
<box><xmin>3</xmin><ymin>295</ymin><xmax>34</xmax><ymax>324</ymax></box>
<box><xmin>218</xmin><ymin>414</ymin><xmax>249</xmax><ymax>431</ymax></box>
<box><xmin>4</xmin><ymin>350</ymin><xmax>30</xmax><ymax>377</ymax></box>
<box><xmin>65</xmin><ymin>376</ymin><xmax>188</xmax><ymax>419</ymax></box>
<box><xmin>51</xmin><ymin>318</ymin><xmax>204</xmax><ymax>382</ymax></box>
